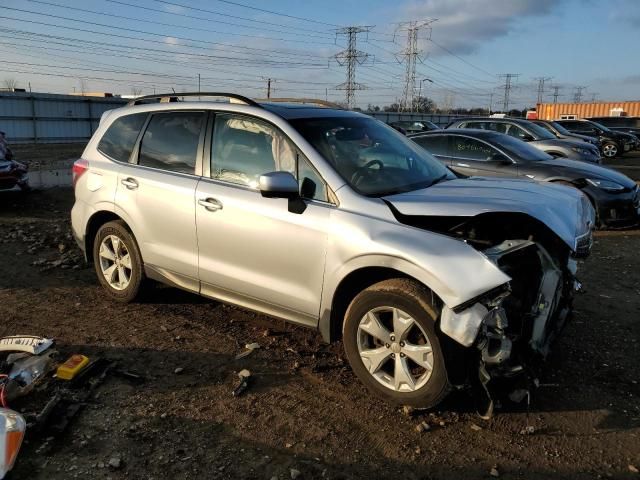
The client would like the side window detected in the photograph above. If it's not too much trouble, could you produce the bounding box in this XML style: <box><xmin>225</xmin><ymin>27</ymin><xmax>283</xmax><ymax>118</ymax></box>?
<box><xmin>451</xmin><ymin>136</ymin><xmax>497</xmax><ymax>161</ymax></box>
<box><xmin>487</xmin><ymin>122</ymin><xmax>507</xmax><ymax>134</ymax></box>
<box><xmin>412</xmin><ymin>135</ymin><xmax>448</xmax><ymax>156</ymax></box>
<box><xmin>211</xmin><ymin>113</ymin><xmax>329</xmax><ymax>201</ymax></box>
<box><xmin>97</xmin><ymin>113</ymin><xmax>147</xmax><ymax>162</ymax></box>
<box><xmin>138</xmin><ymin>112</ymin><xmax>204</xmax><ymax>174</ymax></box>
<box><xmin>505</xmin><ymin>124</ymin><xmax>528</xmax><ymax>139</ymax></box>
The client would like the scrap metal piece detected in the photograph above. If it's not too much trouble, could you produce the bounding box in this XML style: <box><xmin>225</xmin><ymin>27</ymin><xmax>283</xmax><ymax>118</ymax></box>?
<box><xmin>0</xmin><ymin>336</ymin><xmax>53</xmax><ymax>355</ymax></box>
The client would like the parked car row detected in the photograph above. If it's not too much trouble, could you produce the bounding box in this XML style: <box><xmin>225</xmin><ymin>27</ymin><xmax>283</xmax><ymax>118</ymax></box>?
<box><xmin>555</xmin><ymin>119</ymin><xmax>639</xmax><ymax>157</ymax></box>
<box><xmin>409</xmin><ymin>128</ymin><xmax>639</xmax><ymax>229</ymax></box>
<box><xmin>72</xmin><ymin>93</ymin><xmax>598</xmax><ymax>412</ymax></box>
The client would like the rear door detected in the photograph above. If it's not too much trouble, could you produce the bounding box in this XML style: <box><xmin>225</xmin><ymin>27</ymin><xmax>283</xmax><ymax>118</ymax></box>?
<box><xmin>115</xmin><ymin>110</ymin><xmax>205</xmax><ymax>289</ymax></box>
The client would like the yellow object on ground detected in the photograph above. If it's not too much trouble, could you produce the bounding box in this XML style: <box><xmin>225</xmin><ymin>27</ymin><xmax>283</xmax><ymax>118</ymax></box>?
<box><xmin>56</xmin><ymin>355</ymin><xmax>89</xmax><ymax>380</ymax></box>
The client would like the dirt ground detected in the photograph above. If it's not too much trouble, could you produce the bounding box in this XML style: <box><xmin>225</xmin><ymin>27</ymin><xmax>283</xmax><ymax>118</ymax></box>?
<box><xmin>0</xmin><ymin>148</ymin><xmax>639</xmax><ymax>479</ymax></box>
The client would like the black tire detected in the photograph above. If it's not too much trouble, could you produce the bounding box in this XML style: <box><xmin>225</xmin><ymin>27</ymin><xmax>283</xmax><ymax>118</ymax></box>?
<box><xmin>92</xmin><ymin>220</ymin><xmax>145</xmax><ymax>303</ymax></box>
<box><xmin>343</xmin><ymin>278</ymin><xmax>450</xmax><ymax>408</ymax></box>
<box><xmin>601</xmin><ymin>142</ymin><xmax>619</xmax><ymax>158</ymax></box>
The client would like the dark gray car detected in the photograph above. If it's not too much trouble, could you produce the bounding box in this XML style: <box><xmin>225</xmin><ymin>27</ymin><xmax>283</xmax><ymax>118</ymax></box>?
<box><xmin>530</xmin><ymin>119</ymin><xmax>601</xmax><ymax>148</ymax></box>
<box><xmin>410</xmin><ymin>129</ymin><xmax>639</xmax><ymax>229</ymax></box>
<box><xmin>446</xmin><ymin>117</ymin><xmax>602</xmax><ymax>164</ymax></box>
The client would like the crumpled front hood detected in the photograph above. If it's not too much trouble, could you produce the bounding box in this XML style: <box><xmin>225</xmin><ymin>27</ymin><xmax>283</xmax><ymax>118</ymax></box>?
<box><xmin>383</xmin><ymin>177</ymin><xmax>592</xmax><ymax>251</ymax></box>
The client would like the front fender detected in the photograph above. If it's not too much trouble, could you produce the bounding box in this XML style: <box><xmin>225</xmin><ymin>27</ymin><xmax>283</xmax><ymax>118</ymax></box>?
<box><xmin>319</xmin><ymin>210</ymin><xmax>511</xmax><ymax>341</ymax></box>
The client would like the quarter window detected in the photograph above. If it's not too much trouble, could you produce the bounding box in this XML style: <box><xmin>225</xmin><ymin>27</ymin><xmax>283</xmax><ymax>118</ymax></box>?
<box><xmin>97</xmin><ymin>113</ymin><xmax>147</xmax><ymax>162</ymax></box>
<box><xmin>450</xmin><ymin>136</ymin><xmax>497</xmax><ymax>161</ymax></box>
<box><xmin>138</xmin><ymin>112</ymin><xmax>204</xmax><ymax>174</ymax></box>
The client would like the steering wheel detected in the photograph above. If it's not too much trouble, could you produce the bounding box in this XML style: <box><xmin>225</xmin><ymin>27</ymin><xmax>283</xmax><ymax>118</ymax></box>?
<box><xmin>350</xmin><ymin>159</ymin><xmax>384</xmax><ymax>187</ymax></box>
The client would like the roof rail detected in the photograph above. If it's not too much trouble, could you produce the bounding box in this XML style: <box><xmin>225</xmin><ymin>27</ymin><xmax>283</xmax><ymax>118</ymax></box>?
<box><xmin>127</xmin><ymin>92</ymin><xmax>260</xmax><ymax>107</ymax></box>
<box><xmin>256</xmin><ymin>97</ymin><xmax>343</xmax><ymax>109</ymax></box>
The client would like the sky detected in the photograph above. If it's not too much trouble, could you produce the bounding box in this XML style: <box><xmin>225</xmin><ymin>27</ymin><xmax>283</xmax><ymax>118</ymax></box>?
<box><xmin>0</xmin><ymin>0</ymin><xmax>638</xmax><ymax>110</ymax></box>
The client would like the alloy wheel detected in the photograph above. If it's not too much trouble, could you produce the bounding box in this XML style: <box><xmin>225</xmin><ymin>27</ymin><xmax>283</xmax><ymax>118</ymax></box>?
<box><xmin>356</xmin><ymin>306</ymin><xmax>434</xmax><ymax>393</ymax></box>
<box><xmin>602</xmin><ymin>144</ymin><xmax>618</xmax><ymax>157</ymax></box>
<box><xmin>98</xmin><ymin>234</ymin><xmax>132</xmax><ymax>291</ymax></box>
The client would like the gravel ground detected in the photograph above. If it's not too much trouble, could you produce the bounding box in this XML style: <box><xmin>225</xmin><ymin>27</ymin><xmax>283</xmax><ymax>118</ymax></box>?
<box><xmin>0</xmin><ymin>146</ymin><xmax>639</xmax><ymax>479</ymax></box>
<box><xmin>0</xmin><ymin>187</ymin><xmax>638</xmax><ymax>480</ymax></box>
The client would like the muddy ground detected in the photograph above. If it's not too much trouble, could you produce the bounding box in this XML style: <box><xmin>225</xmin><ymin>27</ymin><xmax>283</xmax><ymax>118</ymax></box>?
<box><xmin>0</xmin><ymin>146</ymin><xmax>639</xmax><ymax>479</ymax></box>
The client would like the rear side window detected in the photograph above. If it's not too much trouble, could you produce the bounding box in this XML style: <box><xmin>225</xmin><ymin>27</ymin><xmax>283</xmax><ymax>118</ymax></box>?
<box><xmin>451</xmin><ymin>136</ymin><xmax>497</xmax><ymax>160</ymax></box>
<box><xmin>412</xmin><ymin>135</ymin><xmax>448</xmax><ymax>156</ymax></box>
<box><xmin>98</xmin><ymin>113</ymin><xmax>147</xmax><ymax>162</ymax></box>
<box><xmin>138</xmin><ymin>112</ymin><xmax>204</xmax><ymax>174</ymax></box>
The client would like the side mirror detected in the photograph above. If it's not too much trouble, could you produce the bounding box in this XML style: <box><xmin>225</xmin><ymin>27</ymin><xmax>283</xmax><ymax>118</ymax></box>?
<box><xmin>487</xmin><ymin>153</ymin><xmax>513</xmax><ymax>165</ymax></box>
<box><xmin>259</xmin><ymin>171</ymin><xmax>299</xmax><ymax>199</ymax></box>
<box><xmin>521</xmin><ymin>134</ymin><xmax>535</xmax><ymax>142</ymax></box>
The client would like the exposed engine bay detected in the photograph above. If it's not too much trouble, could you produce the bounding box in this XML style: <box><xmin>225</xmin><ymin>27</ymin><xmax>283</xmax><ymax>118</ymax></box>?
<box><xmin>387</xmin><ymin>207</ymin><xmax>592</xmax><ymax>415</ymax></box>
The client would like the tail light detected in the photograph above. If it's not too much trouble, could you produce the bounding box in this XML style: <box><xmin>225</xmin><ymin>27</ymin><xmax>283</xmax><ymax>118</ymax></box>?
<box><xmin>0</xmin><ymin>408</ymin><xmax>26</xmax><ymax>478</ymax></box>
<box><xmin>72</xmin><ymin>159</ymin><xmax>89</xmax><ymax>188</ymax></box>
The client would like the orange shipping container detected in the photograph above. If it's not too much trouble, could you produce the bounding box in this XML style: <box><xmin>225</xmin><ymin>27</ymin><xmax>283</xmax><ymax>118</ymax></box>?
<box><xmin>536</xmin><ymin>101</ymin><xmax>640</xmax><ymax>120</ymax></box>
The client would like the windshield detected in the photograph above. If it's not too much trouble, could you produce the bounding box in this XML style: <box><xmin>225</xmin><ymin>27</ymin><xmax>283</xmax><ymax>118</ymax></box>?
<box><xmin>548</xmin><ymin>121</ymin><xmax>572</xmax><ymax>136</ymax></box>
<box><xmin>290</xmin><ymin>116</ymin><xmax>454</xmax><ymax>196</ymax></box>
<box><xmin>489</xmin><ymin>133</ymin><xmax>554</xmax><ymax>162</ymax></box>
<box><xmin>524</xmin><ymin>121</ymin><xmax>556</xmax><ymax>140</ymax></box>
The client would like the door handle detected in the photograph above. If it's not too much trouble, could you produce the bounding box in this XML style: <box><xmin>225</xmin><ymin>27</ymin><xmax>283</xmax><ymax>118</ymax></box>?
<box><xmin>121</xmin><ymin>177</ymin><xmax>138</xmax><ymax>190</ymax></box>
<box><xmin>198</xmin><ymin>197</ymin><xmax>223</xmax><ymax>211</ymax></box>
<box><xmin>456</xmin><ymin>163</ymin><xmax>470</xmax><ymax>168</ymax></box>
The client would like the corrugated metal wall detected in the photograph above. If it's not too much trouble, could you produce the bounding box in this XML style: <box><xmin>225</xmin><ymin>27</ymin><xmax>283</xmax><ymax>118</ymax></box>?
<box><xmin>0</xmin><ymin>92</ymin><xmax>126</xmax><ymax>143</ymax></box>
<box><xmin>536</xmin><ymin>102</ymin><xmax>640</xmax><ymax>120</ymax></box>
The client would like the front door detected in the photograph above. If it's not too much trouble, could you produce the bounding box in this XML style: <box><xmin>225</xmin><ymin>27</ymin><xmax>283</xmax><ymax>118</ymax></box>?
<box><xmin>448</xmin><ymin>135</ymin><xmax>517</xmax><ymax>178</ymax></box>
<box><xmin>195</xmin><ymin>112</ymin><xmax>331</xmax><ymax>325</ymax></box>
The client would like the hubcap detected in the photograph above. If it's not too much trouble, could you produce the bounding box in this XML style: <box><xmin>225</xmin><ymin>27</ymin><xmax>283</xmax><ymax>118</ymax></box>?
<box><xmin>98</xmin><ymin>235</ymin><xmax>132</xmax><ymax>291</ymax></box>
<box><xmin>603</xmin><ymin>144</ymin><xmax>617</xmax><ymax>157</ymax></box>
<box><xmin>356</xmin><ymin>306</ymin><xmax>434</xmax><ymax>393</ymax></box>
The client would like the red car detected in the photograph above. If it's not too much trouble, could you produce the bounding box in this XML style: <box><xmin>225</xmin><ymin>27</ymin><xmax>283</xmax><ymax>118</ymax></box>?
<box><xmin>0</xmin><ymin>158</ymin><xmax>29</xmax><ymax>192</ymax></box>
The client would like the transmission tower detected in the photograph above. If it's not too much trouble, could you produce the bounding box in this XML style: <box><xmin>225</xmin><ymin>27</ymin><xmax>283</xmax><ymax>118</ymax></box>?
<box><xmin>573</xmin><ymin>86</ymin><xmax>586</xmax><ymax>103</ymax></box>
<box><xmin>551</xmin><ymin>85</ymin><xmax>562</xmax><ymax>103</ymax></box>
<box><xmin>333</xmin><ymin>26</ymin><xmax>372</xmax><ymax>109</ymax></box>
<box><xmin>395</xmin><ymin>20</ymin><xmax>435</xmax><ymax>112</ymax></box>
<box><xmin>534</xmin><ymin>76</ymin><xmax>553</xmax><ymax>104</ymax></box>
<box><xmin>590</xmin><ymin>92</ymin><xmax>599</xmax><ymax>102</ymax></box>
<box><xmin>498</xmin><ymin>73</ymin><xmax>520</xmax><ymax>111</ymax></box>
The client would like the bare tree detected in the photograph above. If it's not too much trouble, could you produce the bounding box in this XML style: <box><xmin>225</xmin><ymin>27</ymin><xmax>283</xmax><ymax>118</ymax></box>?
<box><xmin>131</xmin><ymin>87</ymin><xmax>143</xmax><ymax>97</ymax></box>
<box><xmin>2</xmin><ymin>78</ymin><xmax>18</xmax><ymax>90</ymax></box>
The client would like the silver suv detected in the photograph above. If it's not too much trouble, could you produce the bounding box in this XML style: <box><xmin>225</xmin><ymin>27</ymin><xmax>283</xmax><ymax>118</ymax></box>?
<box><xmin>71</xmin><ymin>93</ymin><xmax>594</xmax><ymax>410</ymax></box>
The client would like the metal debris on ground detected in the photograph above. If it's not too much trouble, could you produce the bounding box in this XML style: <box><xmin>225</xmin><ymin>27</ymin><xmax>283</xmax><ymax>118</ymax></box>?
<box><xmin>235</xmin><ymin>342</ymin><xmax>261</xmax><ymax>360</ymax></box>
<box><xmin>232</xmin><ymin>369</ymin><xmax>252</xmax><ymax>397</ymax></box>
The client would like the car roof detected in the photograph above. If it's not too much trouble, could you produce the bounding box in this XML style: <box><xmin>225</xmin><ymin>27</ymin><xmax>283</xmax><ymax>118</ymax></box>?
<box><xmin>409</xmin><ymin>128</ymin><xmax>500</xmax><ymax>139</ymax></box>
<box><xmin>259</xmin><ymin>102</ymin><xmax>364</xmax><ymax>120</ymax></box>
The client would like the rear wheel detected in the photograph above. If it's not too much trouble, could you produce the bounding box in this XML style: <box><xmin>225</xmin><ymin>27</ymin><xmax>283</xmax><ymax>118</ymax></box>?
<box><xmin>602</xmin><ymin>142</ymin><xmax>619</xmax><ymax>158</ymax></box>
<box><xmin>93</xmin><ymin>220</ymin><xmax>145</xmax><ymax>302</ymax></box>
<box><xmin>343</xmin><ymin>278</ymin><xmax>450</xmax><ymax>408</ymax></box>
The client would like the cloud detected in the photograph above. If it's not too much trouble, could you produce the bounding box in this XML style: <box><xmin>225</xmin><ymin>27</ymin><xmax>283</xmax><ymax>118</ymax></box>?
<box><xmin>399</xmin><ymin>0</ymin><xmax>562</xmax><ymax>55</ymax></box>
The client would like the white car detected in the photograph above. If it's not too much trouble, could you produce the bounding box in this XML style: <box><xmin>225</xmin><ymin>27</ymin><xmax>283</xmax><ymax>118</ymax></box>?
<box><xmin>71</xmin><ymin>93</ymin><xmax>594</xmax><ymax>410</ymax></box>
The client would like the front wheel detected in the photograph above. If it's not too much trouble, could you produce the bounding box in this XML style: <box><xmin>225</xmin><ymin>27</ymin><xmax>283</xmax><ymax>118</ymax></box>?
<box><xmin>93</xmin><ymin>220</ymin><xmax>145</xmax><ymax>302</ymax></box>
<box><xmin>601</xmin><ymin>142</ymin><xmax>619</xmax><ymax>158</ymax></box>
<box><xmin>343</xmin><ymin>278</ymin><xmax>450</xmax><ymax>408</ymax></box>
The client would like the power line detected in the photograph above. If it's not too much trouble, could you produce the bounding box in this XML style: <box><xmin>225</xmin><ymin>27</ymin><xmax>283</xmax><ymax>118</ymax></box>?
<box><xmin>333</xmin><ymin>26</ymin><xmax>372</xmax><ymax>108</ymax></box>
<box><xmin>428</xmin><ymin>39</ymin><xmax>496</xmax><ymax>78</ymax></box>
<box><xmin>498</xmin><ymin>73</ymin><xmax>520</xmax><ymax>111</ymax></box>
<box><xmin>201</xmin><ymin>0</ymin><xmax>339</xmax><ymax>27</ymax></box>
<box><xmin>395</xmin><ymin>20</ymin><xmax>435</xmax><ymax>111</ymax></box>
<box><xmin>534</xmin><ymin>76</ymin><xmax>552</xmax><ymax>104</ymax></box>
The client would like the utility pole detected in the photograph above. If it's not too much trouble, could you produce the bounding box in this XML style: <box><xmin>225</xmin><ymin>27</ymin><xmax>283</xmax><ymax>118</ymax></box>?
<box><xmin>262</xmin><ymin>77</ymin><xmax>274</xmax><ymax>98</ymax></box>
<box><xmin>534</xmin><ymin>76</ymin><xmax>552</xmax><ymax>104</ymax></box>
<box><xmin>573</xmin><ymin>86</ymin><xmax>586</xmax><ymax>103</ymax></box>
<box><xmin>333</xmin><ymin>26</ymin><xmax>372</xmax><ymax>109</ymax></box>
<box><xmin>498</xmin><ymin>73</ymin><xmax>519</xmax><ymax>112</ymax></box>
<box><xmin>395</xmin><ymin>20</ymin><xmax>435</xmax><ymax>112</ymax></box>
<box><xmin>551</xmin><ymin>85</ymin><xmax>561</xmax><ymax>103</ymax></box>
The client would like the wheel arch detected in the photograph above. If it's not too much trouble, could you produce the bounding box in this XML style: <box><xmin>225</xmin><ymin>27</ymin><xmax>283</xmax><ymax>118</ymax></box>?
<box><xmin>85</xmin><ymin>211</ymin><xmax>130</xmax><ymax>264</ymax></box>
